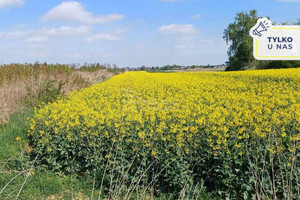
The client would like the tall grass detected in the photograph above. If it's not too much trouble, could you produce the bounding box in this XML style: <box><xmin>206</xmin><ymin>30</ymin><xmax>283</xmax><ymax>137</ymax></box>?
<box><xmin>0</xmin><ymin>63</ymin><xmax>117</xmax><ymax>124</ymax></box>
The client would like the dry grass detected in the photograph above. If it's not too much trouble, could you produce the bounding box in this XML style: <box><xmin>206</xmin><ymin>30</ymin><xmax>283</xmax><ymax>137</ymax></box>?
<box><xmin>0</xmin><ymin>64</ymin><xmax>116</xmax><ymax>124</ymax></box>
<box><xmin>0</xmin><ymin>82</ymin><xmax>26</xmax><ymax>123</ymax></box>
<box><xmin>75</xmin><ymin>69</ymin><xmax>115</xmax><ymax>84</ymax></box>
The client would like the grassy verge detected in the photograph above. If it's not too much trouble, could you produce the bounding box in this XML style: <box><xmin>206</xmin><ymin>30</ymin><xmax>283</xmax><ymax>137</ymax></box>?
<box><xmin>0</xmin><ymin>108</ymin><xmax>99</xmax><ymax>199</ymax></box>
<box><xmin>0</xmin><ymin>109</ymin><xmax>73</xmax><ymax>199</ymax></box>
<box><xmin>0</xmin><ymin>64</ymin><xmax>118</xmax><ymax>199</ymax></box>
<box><xmin>0</xmin><ymin>108</ymin><xmax>32</xmax><ymax>164</ymax></box>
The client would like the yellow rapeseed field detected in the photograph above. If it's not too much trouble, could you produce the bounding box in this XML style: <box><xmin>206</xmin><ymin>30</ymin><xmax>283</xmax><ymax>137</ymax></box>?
<box><xmin>27</xmin><ymin>68</ymin><xmax>300</xmax><ymax>198</ymax></box>
<box><xmin>30</xmin><ymin>69</ymin><xmax>300</xmax><ymax>155</ymax></box>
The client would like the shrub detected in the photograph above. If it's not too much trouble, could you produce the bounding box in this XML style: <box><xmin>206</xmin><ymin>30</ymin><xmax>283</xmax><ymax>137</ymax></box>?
<box><xmin>25</xmin><ymin>78</ymin><xmax>65</xmax><ymax>107</ymax></box>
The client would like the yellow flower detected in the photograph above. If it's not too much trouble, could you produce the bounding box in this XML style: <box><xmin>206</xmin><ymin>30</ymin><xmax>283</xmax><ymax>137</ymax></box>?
<box><xmin>151</xmin><ymin>150</ymin><xmax>157</xmax><ymax>156</ymax></box>
<box><xmin>27</xmin><ymin>69</ymin><xmax>300</xmax><ymax>164</ymax></box>
<box><xmin>268</xmin><ymin>147</ymin><xmax>276</xmax><ymax>154</ymax></box>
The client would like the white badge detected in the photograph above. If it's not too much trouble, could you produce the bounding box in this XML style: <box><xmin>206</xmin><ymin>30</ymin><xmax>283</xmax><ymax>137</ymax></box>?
<box><xmin>250</xmin><ymin>18</ymin><xmax>300</xmax><ymax>60</ymax></box>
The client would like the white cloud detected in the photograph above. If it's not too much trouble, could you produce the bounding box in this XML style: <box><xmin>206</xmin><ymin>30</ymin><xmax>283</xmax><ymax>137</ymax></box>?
<box><xmin>2</xmin><ymin>26</ymin><xmax>90</xmax><ymax>43</ymax></box>
<box><xmin>193</xmin><ymin>13</ymin><xmax>202</xmax><ymax>20</ymax></box>
<box><xmin>84</xmin><ymin>29</ymin><xmax>126</xmax><ymax>42</ymax></box>
<box><xmin>25</xmin><ymin>36</ymin><xmax>49</xmax><ymax>43</ymax></box>
<box><xmin>23</xmin><ymin>26</ymin><xmax>90</xmax><ymax>43</ymax></box>
<box><xmin>85</xmin><ymin>33</ymin><xmax>121</xmax><ymax>42</ymax></box>
<box><xmin>173</xmin><ymin>39</ymin><xmax>211</xmax><ymax>51</ymax></box>
<box><xmin>39</xmin><ymin>26</ymin><xmax>90</xmax><ymax>36</ymax></box>
<box><xmin>42</xmin><ymin>1</ymin><xmax>124</xmax><ymax>24</ymax></box>
<box><xmin>158</xmin><ymin>24</ymin><xmax>198</xmax><ymax>35</ymax></box>
<box><xmin>6</xmin><ymin>31</ymin><xmax>29</xmax><ymax>39</ymax></box>
<box><xmin>173</xmin><ymin>44</ymin><xmax>188</xmax><ymax>50</ymax></box>
<box><xmin>114</xmin><ymin>28</ymin><xmax>129</xmax><ymax>34</ymax></box>
<box><xmin>72</xmin><ymin>53</ymin><xmax>83</xmax><ymax>59</ymax></box>
<box><xmin>0</xmin><ymin>0</ymin><xmax>24</xmax><ymax>8</ymax></box>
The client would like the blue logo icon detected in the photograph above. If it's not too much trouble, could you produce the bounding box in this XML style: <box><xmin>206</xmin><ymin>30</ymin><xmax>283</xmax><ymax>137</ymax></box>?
<box><xmin>252</xmin><ymin>19</ymin><xmax>270</xmax><ymax>37</ymax></box>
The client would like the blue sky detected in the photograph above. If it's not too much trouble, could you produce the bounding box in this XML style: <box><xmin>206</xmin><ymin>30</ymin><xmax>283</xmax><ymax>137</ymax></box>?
<box><xmin>0</xmin><ymin>0</ymin><xmax>300</xmax><ymax>67</ymax></box>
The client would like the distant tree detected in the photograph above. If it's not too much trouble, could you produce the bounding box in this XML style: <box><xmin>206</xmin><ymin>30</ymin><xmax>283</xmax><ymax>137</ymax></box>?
<box><xmin>224</xmin><ymin>11</ymin><xmax>300</xmax><ymax>71</ymax></box>
<box><xmin>113</xmin><ymin>64</ymin><xmax>118</xmax><ymax>69</ymax></box>
<box><xmin>223</xmin><ymin>10</ymin><xmax>259</xmax><ymax>71</ymax></box>
<box><xmin>140</xmin><ymin>65</ymin><xmax>146</xmax><ymax>71</ymax></box>
<box><xmin>106</xmin><ymin>63</ymin><xmax>111</xmax><ymax>68</ymax></box>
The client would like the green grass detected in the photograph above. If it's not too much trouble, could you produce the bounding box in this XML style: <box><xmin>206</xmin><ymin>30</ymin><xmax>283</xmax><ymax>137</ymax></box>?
<box><xmin>0</xmin><ymin>171</ymin><xmax>92</xmax><ymax>199</ymax></box>
<box><xmin>0</xmin><ymin>109</ymin><xmax>91</xmax><ymax>199</ymax></box>
<box><xmin>0</xmin><ymin>108</ymin><xmax>32</xmax><ymax>163</ymax></box>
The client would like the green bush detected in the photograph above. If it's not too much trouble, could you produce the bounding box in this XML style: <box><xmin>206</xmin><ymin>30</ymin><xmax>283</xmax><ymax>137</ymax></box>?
<box><xmin>25</xmin><ymin>78</ymin><xmax>64</xmax><ymax>107</ymax></box>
